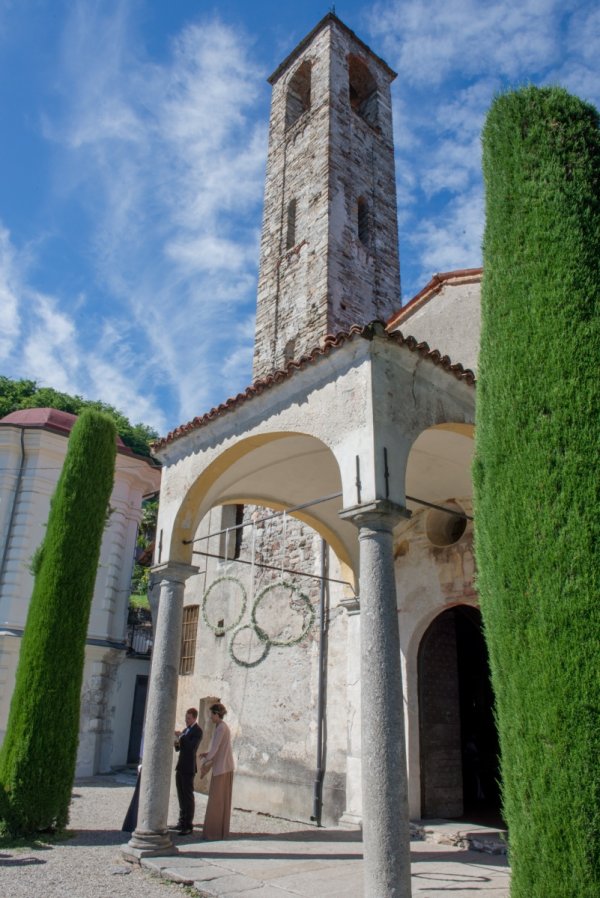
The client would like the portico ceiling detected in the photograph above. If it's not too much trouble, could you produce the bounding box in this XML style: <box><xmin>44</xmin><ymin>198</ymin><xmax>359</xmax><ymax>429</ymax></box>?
<box><xmin>405</xmin><ymin>425</ymin><xmax>474</xmax><ymax>513</ymax></box>
<box><xmin>193</xmin><ymin>425</ymin><xmax>474</xmax><ymax>578</ymax></box>
<box><xmin>191</xmin><ymin>432</ymin><xmax>356</xmax><ymax>571</ymax></box>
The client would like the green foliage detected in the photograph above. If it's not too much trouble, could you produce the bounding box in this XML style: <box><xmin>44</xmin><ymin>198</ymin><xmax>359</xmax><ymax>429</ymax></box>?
<box><xmin>137</xmin><ymin>496</ymin><xmax>158</xmax><ymax>547</ymax></box>
<box><xmin>130</xmin><ymin>563</ymin><xmax>150</xmax><ymax>596</ymax></box>
<box><xmin>128</xmin><ymin>593</ymin><xmax>150</xmax><ymax>611</ymax></box>
<box><xmin>0</xmin><ymin>410</ymin><xmax>117</xmax><ymax>836</ymax></box>
<box><xmin>474</xmin><ymin>86</ymin><xmax>600</xmax><ymax>897</ymax></box>
<box><xmin>0</xmin><ymin>375</ymin><xmax>158</xmax><ymax>457</ymax></box>
<box><xmin>129</xmin><ymin>495</ymin><xmax>157</xmax><ymax>603</ymax></box>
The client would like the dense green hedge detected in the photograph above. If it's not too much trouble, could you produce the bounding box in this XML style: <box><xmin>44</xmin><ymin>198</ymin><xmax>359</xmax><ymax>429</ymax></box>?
<box><xmin>474</xmin><ymin>86</ymin><xmax>600</xmax><ymax>897</ymax></box>
<box><xmin>0</xmin><ymin>410</ymin><xmax>117</xmax><ymax>835</ymax></box>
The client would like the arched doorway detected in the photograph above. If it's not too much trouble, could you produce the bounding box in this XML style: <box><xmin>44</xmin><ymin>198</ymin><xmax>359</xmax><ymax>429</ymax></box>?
<box><xmin>418</xmin><ymin>606</ymin><xmax>501</xmax><ymax>822</ymax></box>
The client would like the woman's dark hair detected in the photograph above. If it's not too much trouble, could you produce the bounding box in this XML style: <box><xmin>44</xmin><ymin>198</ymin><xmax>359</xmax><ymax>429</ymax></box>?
<box><xmin>210</xmin><ymin>702</ymin><xmax>227</xmax><ymax>719</ymax></box>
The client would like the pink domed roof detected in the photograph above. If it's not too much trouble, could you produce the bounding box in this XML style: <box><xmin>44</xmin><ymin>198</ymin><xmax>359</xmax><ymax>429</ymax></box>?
<box><xmin>0</xmin><ymin>407</ymin><xmax>128</xmax><ymax>449</ymax></box>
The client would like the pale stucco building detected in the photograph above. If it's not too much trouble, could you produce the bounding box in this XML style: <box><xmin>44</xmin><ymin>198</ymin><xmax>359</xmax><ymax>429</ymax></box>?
<box><xmin>127</xmin><ymin>15</ymin><xmax>494</xmax><ymax>898</ymax></box>
<box><xmin>0</xmin><ymin>407</ymin><xmax>160</xmax><ymax>775</ymax></box>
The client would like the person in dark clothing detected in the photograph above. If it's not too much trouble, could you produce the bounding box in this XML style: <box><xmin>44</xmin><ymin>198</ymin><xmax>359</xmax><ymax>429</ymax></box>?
<box><xmin>174</xmin><ymin>707</ymin><xmax>203</xmax><ymax>834</ymax></box>
<box><xmin>122</xmin><ymin>732</ymin><xmax>144</xmax><ymax>833</ymax></box>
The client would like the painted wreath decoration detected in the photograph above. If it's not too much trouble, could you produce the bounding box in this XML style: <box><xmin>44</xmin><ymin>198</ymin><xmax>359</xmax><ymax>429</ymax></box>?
<box><xmin>250</xmin><ymin>580</ymin><xmax>315</xmax><ymax>647</ymax></box>
<box><xmin>228</xmin><ymin>624</ymin><xmax>271</xmax><ymax>668</ymax></box>
<box><xmin>202</xmin><ymin>575</ymin><xmax>247</xmax><ymax>636</ymax></box>
<box><xmin>203</xmin><ymin>576</ymin><xmax>315</xmax><ymax>667</ymax></box>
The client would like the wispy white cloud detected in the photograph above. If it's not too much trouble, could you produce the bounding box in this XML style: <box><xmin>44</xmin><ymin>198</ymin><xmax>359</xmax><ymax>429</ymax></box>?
<box><xmin>370</xmin><ymin>0</ymin><xmax>566</xmax><ymax>88</ymax></box>
<box><xmin>3</xmin><ymin>1</ymin><xmax>598</xmax><ymax>428</ymax></box>
<box><xmin>410</xmin><ymin>186</ymin><xmax>485</xmax><ymax>283</ymax></box>
<box><xmin>0</xmin><ymin>225</ymin><xmax>21</xmax><ymax>362</ymax></box>
<box><xmin>30</xmin><ymin>3</ymin><xmax>269</xmax><ymax>429</ymax></box>
<box><xmin>366</xmin><ymin>0</ymin><xmax>597</xmax><ymax>297</ymax></box>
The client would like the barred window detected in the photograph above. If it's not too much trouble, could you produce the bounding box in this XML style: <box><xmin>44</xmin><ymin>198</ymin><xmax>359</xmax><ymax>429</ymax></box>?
<box><xmin>180</xmin><ymin>605</ymin><xmax>199</xmax><ymax>675</ymax></box>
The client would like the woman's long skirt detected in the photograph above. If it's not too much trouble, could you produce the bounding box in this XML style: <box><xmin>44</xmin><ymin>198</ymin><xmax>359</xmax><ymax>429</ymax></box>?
<box><xmin>202</xmin><ymin>771</ymin><xmax>233</xmax><ymax>840</ymax></box>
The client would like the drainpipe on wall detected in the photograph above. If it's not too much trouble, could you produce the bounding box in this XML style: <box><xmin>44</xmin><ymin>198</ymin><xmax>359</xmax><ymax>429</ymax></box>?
<box><xmin>311</xmin><ymin>537</ymin><xmax>329</xmax><ymax>826</ymax></box>
<box><xmin>0</xmin><ymin>426</ymin><xmax>26</xmax><ymax>594</ymax></box>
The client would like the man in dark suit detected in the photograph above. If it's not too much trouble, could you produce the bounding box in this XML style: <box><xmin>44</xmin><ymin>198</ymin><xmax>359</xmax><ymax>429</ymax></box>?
<box><xmin>174</xmin><ymin>707</ymin><xmax>203</xmax><ymax>834</ymax></box>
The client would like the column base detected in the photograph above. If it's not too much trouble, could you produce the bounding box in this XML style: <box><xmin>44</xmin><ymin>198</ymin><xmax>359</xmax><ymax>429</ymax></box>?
<box><xmin>122</xmin><ymin>829</ymin><xmax>177</xmax><ymax>861</ymax></box>
<box><xmin>338</xmin><ymin>811</ymin><xmax>363</xmax><ymax>830</ymax></box>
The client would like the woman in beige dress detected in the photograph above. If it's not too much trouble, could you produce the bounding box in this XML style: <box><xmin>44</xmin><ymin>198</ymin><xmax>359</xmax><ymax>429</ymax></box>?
<box><xmin>200</xmin><ymin>702</ymin><xmax>234</xmax><ymax>840</ymax></box>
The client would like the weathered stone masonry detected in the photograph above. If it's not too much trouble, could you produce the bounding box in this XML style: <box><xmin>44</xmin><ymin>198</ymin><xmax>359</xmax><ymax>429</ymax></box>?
<box><xmin>253</xmin><ymin>15</ymin><xmax>401</xmax><ymax>379</ymax></box>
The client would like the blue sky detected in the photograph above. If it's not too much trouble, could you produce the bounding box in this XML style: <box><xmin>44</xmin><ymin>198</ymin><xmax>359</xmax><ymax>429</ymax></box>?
<box><xmin>1</xmin><ymin>1</ymin><xmax>598</xmax><ymax>435</ymax></box>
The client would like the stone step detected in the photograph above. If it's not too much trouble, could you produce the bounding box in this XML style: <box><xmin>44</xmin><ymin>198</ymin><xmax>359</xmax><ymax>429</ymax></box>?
<box><xmin>411</xmin><ymin>819</ymin><xmax>508</xmax><ymax>855</ymax></box>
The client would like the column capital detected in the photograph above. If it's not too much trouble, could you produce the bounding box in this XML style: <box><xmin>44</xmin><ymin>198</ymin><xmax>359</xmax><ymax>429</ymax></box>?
<box><xmin>150</xmin><ymin>561</ymin><xmax>199</xmax><ymax>585</ymax></box>
<box><xmin>340</xmin><ymin>499</ymin><xmax>410</xmax><ymax>531</ymax></box>
<box><xmin>340</xmin><ymin>594</ymin><xmax>361</xmax><ymax>616</ymax></box>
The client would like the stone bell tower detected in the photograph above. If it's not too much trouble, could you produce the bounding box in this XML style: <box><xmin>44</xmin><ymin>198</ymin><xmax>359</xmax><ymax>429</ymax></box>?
<box><xmin>253</xmin><ymin>13</ymin><xmax>401</xmax><ymax>380</ymax></box>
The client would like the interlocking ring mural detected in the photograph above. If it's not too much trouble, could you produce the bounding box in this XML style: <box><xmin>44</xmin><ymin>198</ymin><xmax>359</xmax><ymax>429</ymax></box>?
<box><xmin>202</xmin><ymin>576</ymin><xmax>315</xmax><ymax>668</ymax></box>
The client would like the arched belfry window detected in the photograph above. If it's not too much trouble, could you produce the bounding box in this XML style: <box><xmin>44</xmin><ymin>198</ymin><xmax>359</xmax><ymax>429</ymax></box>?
<box><xmin>286</xmin><ymin>198</ymin><xmax>297</xmax><ymax>249</ymax></box>
<box><xmin>357</xmin><ymin>196</ymin><xmax>370</xmax><ymax>247</ymax></box>
<box><xmin>286</xmin><ymin>61</ymin><xmax>311</xmax><ymax>129</ymax></box>
<box><xmin>348</xmin><ymin>55</ymin><xmax>378</xmax><ymax>128</ymax></box>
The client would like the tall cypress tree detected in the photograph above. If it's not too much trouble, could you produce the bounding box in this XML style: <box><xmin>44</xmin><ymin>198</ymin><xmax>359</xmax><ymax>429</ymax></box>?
<box><xmin>474</xmin><ymin>87</ymin><xmax>600</xmax><ymax>896</ymax></box>
<box><xmin>0</xmin><ymin>410</ymin><xmax>116</xmax><ymax>835</ymax></box>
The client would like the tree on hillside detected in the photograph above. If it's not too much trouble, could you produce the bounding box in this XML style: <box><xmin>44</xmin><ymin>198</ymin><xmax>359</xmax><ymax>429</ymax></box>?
<box><xmin>0</xmin><ymin>375</ymin><xmax>158</xmax><ymax>457</ymax></box>
<box><xmin>0</xmin><ymin>410</ymin><xmax>117</xmax><ymax>836</ymax></box>
<box><xmin>474</xmin><ymin>87</ymin><xmax>600</xmax><ymax>897</ymax></box>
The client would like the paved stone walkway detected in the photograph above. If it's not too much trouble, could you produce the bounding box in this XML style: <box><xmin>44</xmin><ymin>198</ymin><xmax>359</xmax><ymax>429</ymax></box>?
<box><xmin>0</xmin><ymin>773</ymin><xmax>509</xmax><ymax>898</ymax></box>
<box><xmin>130</xmin><ymin>814</ymin><xmax>510</xmax><ymax>898</ymax></box>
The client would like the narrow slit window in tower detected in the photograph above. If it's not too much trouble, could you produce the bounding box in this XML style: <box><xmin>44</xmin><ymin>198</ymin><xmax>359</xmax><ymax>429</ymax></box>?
<box><xmin>286</xmin><ymin>198</ymin><xmax>297</xmax><ymax>249</ymax></box>
<box><xmin>285</xmin><ymin>61</ymin><xmax>311</xmax><ymax>129</ymax></box>
<box><xmin>348</xmin><ymin>55</ymin><xmax>378</xmax><ymax>128</ymax></box>
<box><xmin>357</xmin><ymin>196</ymin><xmax>370</xmax><ymax>247</ymax></box>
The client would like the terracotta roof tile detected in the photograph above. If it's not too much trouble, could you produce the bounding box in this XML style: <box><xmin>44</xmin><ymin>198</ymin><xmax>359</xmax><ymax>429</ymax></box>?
<box><xmin>153</xmin><ymin>322</ymin><xmax>475</xmax><ymax>452</ymax></box>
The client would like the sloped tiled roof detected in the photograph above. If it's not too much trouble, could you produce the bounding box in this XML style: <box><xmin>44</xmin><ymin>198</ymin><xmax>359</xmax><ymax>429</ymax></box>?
<box><xmin>153</xmin><ymin>322</ymin><xmax>475</xmax><ymax>451</ymax></box>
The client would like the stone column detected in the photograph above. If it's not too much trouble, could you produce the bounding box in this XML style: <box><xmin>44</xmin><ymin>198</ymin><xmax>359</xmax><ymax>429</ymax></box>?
<box><xmin>341</xmin><ymin>500</ymin><xmax>412</xmax><ymax>898</ymax></box>
<box><xmin>338</xmin><ymin>595</ymin><xmax>363</xmax><ymax>829</ymax></box>
<box><xmin>124</xmin><ymin>562</ymin><xmax>197</xmax><ymax>859</ymax></box>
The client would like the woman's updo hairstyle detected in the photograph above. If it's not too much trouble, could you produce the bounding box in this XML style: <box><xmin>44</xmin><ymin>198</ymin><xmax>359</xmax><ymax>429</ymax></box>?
<box><xmin>210</xmin><ymin>702</ymin><xmax>227</xmax><ymax>718</ymax></box>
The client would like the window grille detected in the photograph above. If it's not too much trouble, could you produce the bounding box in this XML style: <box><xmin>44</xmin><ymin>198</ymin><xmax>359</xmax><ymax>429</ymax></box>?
<box><xmin>180</xmin><ymin>605</ymin><xmax>199</xmax><ymax>675</ymax></box>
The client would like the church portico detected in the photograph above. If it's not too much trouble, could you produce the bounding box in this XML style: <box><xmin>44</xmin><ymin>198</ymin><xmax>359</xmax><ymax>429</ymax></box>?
<box><xmin>129</xmin><ymin>325</ymin><xmax>475</xmax><ymax>884</ymax></box>
<box><xmin>127</xmin><ymin>14</ymin><xmax>484</xmax><ymax>896</ymax></box>
<box><xmin>155</xmin><ymin>326</ymin><xmax>475</xmax><ymax>571</ymax></box>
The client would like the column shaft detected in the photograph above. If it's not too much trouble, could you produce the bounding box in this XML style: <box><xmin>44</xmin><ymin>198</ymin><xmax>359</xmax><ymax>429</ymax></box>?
<box><xmin>126</xmin><ymin>573</ymin><xmax>185</xmax><ymax>854</ymax></box>
<box><xmin>358</xmin><ymin>513</ymin><xmax>411</xmax><ymax>898</ymax></box>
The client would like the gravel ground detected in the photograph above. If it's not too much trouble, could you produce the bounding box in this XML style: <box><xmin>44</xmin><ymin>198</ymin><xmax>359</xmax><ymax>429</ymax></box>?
<box><xmin>0</xmin><ymin>773</ymin><xmax>303</xmax><ymax>898</ymax></box>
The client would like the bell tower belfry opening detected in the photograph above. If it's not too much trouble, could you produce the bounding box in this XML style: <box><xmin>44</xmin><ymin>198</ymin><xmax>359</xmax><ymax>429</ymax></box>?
<box><xmin>253</xmin><ymin>13</ymin><xmax>401</xmax><ymax>379</ymax></box>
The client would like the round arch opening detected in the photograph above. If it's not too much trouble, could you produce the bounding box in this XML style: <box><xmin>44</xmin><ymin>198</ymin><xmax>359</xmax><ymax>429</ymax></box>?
<box><xmin>418</xmin><ymin>606</ymin><xmax>502</xmax><ymax>823</ymax></box>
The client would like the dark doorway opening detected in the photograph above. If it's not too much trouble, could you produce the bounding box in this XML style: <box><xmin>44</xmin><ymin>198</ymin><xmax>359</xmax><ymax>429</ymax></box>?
<box><xmin>127</xmin><ymin>674</ymin><xmax>148</xmax><ymax>764</ymax></box>
<box><xmin>418</xmin><ymin>606</ymin><xmax>501</xmax><ymax>824</ymax></box>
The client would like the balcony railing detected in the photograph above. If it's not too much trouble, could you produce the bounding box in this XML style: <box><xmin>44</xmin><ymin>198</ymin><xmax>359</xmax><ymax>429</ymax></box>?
<box><xmin>127</xmin><ymin>623</ymin><xmax>153</xmax><ymax>657</ymax></box>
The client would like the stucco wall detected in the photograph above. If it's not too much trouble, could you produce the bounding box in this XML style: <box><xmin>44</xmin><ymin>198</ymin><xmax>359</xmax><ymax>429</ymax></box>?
<box><xmin>396</xmin><ymin>279</ymin><xmax>481</xmax><ymax>374</ymax></box>
<box><xmin>175</xmin><ymin>506</ymin><xmax>351</xmax><ymax>826</ymax></box>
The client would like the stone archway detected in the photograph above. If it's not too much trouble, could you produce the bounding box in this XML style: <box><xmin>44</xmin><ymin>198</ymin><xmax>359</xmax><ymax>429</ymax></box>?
<box><xmin>418</xmin><ymin>605</ymin><xmax>500</xmax><ymax>822</ymax></box>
